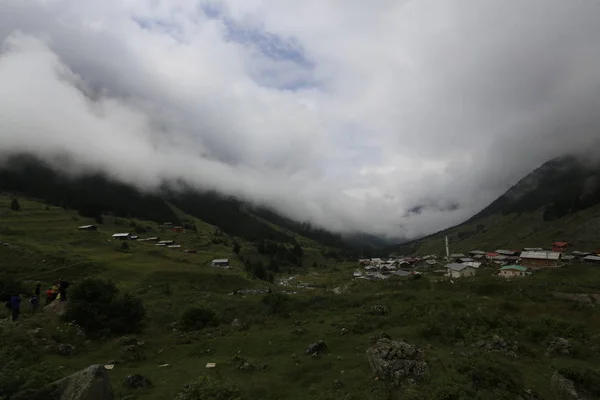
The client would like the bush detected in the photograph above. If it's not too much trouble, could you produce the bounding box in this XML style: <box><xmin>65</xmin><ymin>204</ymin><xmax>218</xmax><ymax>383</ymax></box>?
<box><xmin>120</xmin><ymin>241</ymin><xmax>129</xmax><ymax>251</ymax></box>
<box><xmin>0</xmin><ymin>324</ymin><xmax>59</xmax><ymax>398</ymax></box>
<box><xmin>174</xmin><ymin>375</ymin><xmax>246</xmax><ymax>400</ymax></box>
<box><xmin>10</xmin><ymin>198</ymin><xmax>20</xmax><ymax>211</ymax></box>
<box><xmin>64</xmin><ymin>278</ymin><xmax>146</xmax><ymax>337</ymax></box>
<box><xmin>261</xmin><ymin>293</ymin><xmax>290</xmax><ymax>315</ymax></box>
<box><xmin>179</xmin><ymin>306</ymin><xmax>218</xmax><ymax>331</ymax></box>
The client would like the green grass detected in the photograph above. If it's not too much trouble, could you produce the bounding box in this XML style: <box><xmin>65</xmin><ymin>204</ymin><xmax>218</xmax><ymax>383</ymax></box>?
<box><xmin>2</xmin><ymin>195</ymin><xmax>600</xmax><ymax>399</ymax></box>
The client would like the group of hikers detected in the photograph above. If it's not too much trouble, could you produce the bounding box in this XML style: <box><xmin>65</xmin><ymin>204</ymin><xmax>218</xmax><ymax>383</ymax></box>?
<box><xmin>2</xmin><ymin>278</ymin><xmax>70</xmax><ymax>322</ymax></box>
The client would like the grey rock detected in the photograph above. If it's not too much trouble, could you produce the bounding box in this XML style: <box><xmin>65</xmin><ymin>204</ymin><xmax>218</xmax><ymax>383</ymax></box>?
<box><xmin>20</xmin><ymin>364</ymin><xmax>114</xmax><ymax>400</ymax></box>
<box><xmin>547</xmin><ymin>337</ymin><xmax>572</xmax><ymax>356</ymax></box>
<box><xmin>550</xmin><ymin>372</ymin><xmax>582</xmax><ymax>400</ymax></box>
<box><xmin>123</xmin><ymin>374</ymin><xmax>152</xmax><ymax>389</ymax></box>
<box><xmin>239</xmin><ymin>362</ymin><xmax>255</xmax><ymax>372</ymax></box>
<box><xmin>366</xmin><ymin>338</ymin><xmax>429</xmax><ymax>387</ymax></box>
<box><xmin>340</xmin><ymin>328</ymin><xmax>349</xmax><ymax>336</ymax></box>
<box><xmin>56</xmin><ymin>343</ymin><xmax>76</xmax><ymax>356</ymax></box>
<box><xmin>367</xmin><ymin>305</ymin><xmax>390</xmax><ymax>316</ymax></box>
<box><xmin>305</xmin><ymin>340</ymin><xmax>327</xmax><ymax>355</ymax></box>
<box><xmin>369</xmin><ymin>332</ymin><xmax>391</xmax><ymax>343</ymax></box>
<box><xmin>333</xmin><ymin>380</ymin><xmax>344</xmax><ymax>389</ymax></box>
<box><xmin>231</xmin><ymin>319</ymin><xmax>248</xmax><ymax>331</ymax></box>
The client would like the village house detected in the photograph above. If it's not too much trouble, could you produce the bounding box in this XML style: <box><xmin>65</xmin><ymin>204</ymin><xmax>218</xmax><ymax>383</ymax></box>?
<box><xmin>523</xmin><ymin>247</ymin><xmax>543</xmax><ymax>252</ymax></box>
<box><xmin>445</xmin><ymin>263</ymin><xmax>477</xmax><ymax>278</ymax></box>
<box><xmin>498</xmin><ymin>265</ymin><xmax>531</xmax><ymax>278</ymax></box>
<box><xmin>552</xmin><ymin>242</ymin><xmax>570</xmax><ymax>252</ymax></box>
<box><xmin>157</xmin><ymin>240</ymin><xmax>175</xmax><ymax>246</ymax></box>
<box><xmin>571</xmin><ymin>251</ymin><xmax>591</xmax><ymax>258</ymax></box>
<box><xmin>459</xmin><ymin>257</ymin><xmax>475</xmax><ymax>263</ymax></box>
<box><xmin>583</xmin><ymin>255</ymin><xmax>600</xmax><ymax>264</ymax></box>
<box><xmin>171</xmin><ymin>226</ymin><xmax>185</xmax><ymax>233</ymax></box>
<box><xmin>78</xmin><ymin>225</ymin><xmax>97</xmax><ymax>231</ymax></box>
<box><xmin>449</xmin><ymin>253</ymin><xmax>466</xmax><ymax>263</ymax></box>
<box><xmin>111</xmin><ymin>233</ymin><xmax>131</xmax><ymax>240</ymax></box>
<box><xmin>353</xmin><ymin>270</ymin><xmax>363</xmax><ymax>278</ymax></box>
<box><xmin>211</xmin><ymin>259</ymin><xmax>230</xmax><ymax>268</ymax></box>
<box><xmin>463</xmin><ymin>261</ymin><xmax>482</xmax><ymax>269</ymax></box>
<box><xmin>469</xmin><ymin>250</ymin><xmax>486</xmax><ymax>256</ymax></box>
<box><xmin>394</xmin><ymin>270</ymin><xmax>412</xmax><ymax>277</ymax></box>
<box><xmin>495</xmin><ymin>249</ymin><xmax>520</xmax><ymax>256</ymax></box>
<box><xmin>520</xmin><ymin>251</ymin><xmax>561</xmax><ymax>268</ymax></box>
<box><xmin>139</xmin><ymin>237</ymin><xmax>160</xmax><ymax>242</ymax></box>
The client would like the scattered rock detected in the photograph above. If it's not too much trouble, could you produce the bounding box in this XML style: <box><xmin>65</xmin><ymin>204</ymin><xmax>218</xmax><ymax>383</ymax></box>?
<box><xmin>231</xmin><ymin>319</ymin><xmax>249</xmax><ymax>331</ymax></box>
<box><xmin>239</xmin><ymin>362</ymin><xmax>255</xmax><ymax>372</ymax></box>
<box><xmin>369</xmin><ymin>332</ymin><xmax>391</xmax><ymax>343</ymax></box>
<box><xmin>56</xmin><ymin>343</ymin><xmax>76</xmax><ymax>356</ymax></box>
<box><xmin>367</xmin><ymin>305</ymin><xmax>390</xmax><ymax>316</ymax></box>
<box><xmin>546</xmin><ymin>337</ymin><xmax>572</xmax><ymax>356</ymax></box>
<box><xmin>19</xmin><ymin>364</ymin><xmax>114</xmax><ymax>400</ymax></box>
<box><xmin>340</xmin><ymin>328</ymin><xmax>349</xmax><ymax>336</ymax></box>
<box><xmin>333</xmin><ymin>380</ymin><xmax>344</xmax><ymax>389</ymax></box>
<box><xmin>550</xmin><ymin>372</ymin><xmax>581</xmax><ymax>400</ymax></box>
<box><xmin>474</xmin><ymin>335</ymin><xmax>519</xmax><ymax>357</ymax></box>
<box><xmin>366</xmin><ymin>338</ymin><xmax>429</xmax><ymax>387</ymax></box>
<box><xmin>123</xmin><ymin>374</ymin><xmax>152</xmax><ymax>389</ymax></box>
<box><xmin>305</xmin><ymin>340</ymin><xmax>328</xmax><ymax>355</ymax></box>
<box><xmin>292</xmin><ymin>328</ymin><xmax>307</xmax><ymax>335</ymax></box>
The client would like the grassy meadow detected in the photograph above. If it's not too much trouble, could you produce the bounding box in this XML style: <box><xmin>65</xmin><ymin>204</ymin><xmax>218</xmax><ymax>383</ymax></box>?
<box><xmin>2</xmin><ymin>195</ymin><xmax>600</xmax><ymax>399</ymax></box>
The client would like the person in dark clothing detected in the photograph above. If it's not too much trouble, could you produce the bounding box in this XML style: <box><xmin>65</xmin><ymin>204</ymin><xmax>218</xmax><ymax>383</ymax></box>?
<box><xmin>34</xmin><ymin>282</ymin><xmax>41</xmax><ymax>297</ymax></box>
<box><xmin>10</xmin><ymin>294</ymin><xmax>21</xmax><ymax>322</ymax></box>
<box><xmin>29</xmin><ymin>295</ymin><xmax>39</xmax><ymax>313</ymax></box>
<box><xmin>58</xmin><ymin>278</ymin><xmax>70</xmax><ymax>302</ymax></box>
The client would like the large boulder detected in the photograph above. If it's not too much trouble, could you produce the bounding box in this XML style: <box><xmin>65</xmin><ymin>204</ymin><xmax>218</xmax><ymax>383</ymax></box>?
<box><xmin>550</xmin><ymin>372</ymin><xmax>583</xmax><ymax>400</ymax></box>
<box><xmin>23</xmin><ymin>364</ymin><xmax>114</xmax><ymax>400</ymax></box>
<box><xmin>366</xmin><ymin>338</ymin><xmax>429</xmax><ymax>387</ymax></box>
<box><xmin>546</xmin><ymin>337</ymin><xmax>572</xmax><ymax>356</ymax></box>
<box><xmin>44</xmin><ymin>300</ymin><xmax>68</xmax><ymax>316</ymax></box>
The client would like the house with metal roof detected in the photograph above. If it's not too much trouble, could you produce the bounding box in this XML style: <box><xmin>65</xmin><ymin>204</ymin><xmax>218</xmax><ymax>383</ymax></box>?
<box><xmin>211</xmin><ymin>259</ymin><xmax>230</xmax><ymax>268</ymax></box>
<box><xmin>552</xmin><ymin>242</ymin><xmax>570</xmax><ymax>252</ymax></box>
<box><xmin>498</xmin><ymin>265</ymin><xmax>531</xmax><ymax>278</ymax></box>
<box><xmin>445</xmin><ymin>263</ymin><xmax>477</xmax><ymax>278</ymax></box>
<box><xmin>111</xmin><ymin>233</ymin><xmax>131</xmax><ymax>240</ymax></box>
<box><xmin>469</xmin><ymin>250</ymin><xmax>486</xmax><ymax>256</ymax></box>
<box><xmin>495</xmin><ymin>249</ymin><xmax>520</xmax><ymax>256</ymax></box>
<box><xmin>78</xmin><ymin>225</ymin><xmax>97</xmax><ymax>231</ymax></box>
<box><xmin>520</xmin><ymin>251</ymin><xmax>561</xmax><ymax>268</ymax></box>
<box><xmin>583</xmin><ymin>255</ymin><xmax>600</xmax><ymax>264</ymax></box>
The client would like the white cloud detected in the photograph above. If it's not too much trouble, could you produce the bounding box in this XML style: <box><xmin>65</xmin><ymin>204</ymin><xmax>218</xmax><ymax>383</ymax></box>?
<box><xmin>1</xmin><ymin>0</ymin><xmax>600</xmax><ymax>240</ymax></box>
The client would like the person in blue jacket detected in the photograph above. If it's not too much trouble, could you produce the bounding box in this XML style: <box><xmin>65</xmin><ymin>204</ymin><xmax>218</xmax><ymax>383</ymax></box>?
<box><xmin>10</xmin><ymin>294</ymin><xmax>21</xmax><ymax>322</ymax></box>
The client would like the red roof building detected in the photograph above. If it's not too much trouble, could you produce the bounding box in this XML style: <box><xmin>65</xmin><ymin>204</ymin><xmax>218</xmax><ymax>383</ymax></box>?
<box><xmin>552</xmin><ymin>242</ymin><xmax>569</xmax><ymax>252</ymax></box>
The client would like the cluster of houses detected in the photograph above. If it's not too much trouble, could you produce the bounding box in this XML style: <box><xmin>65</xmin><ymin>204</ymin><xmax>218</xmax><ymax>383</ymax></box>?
<box><xmin>78</xmin><ymin>224</ymin><xmax>229</xmax><ymax>268</ymax></box>
<box><xmin>356</xmin><ymin>241</ymin><xmax>600</xmax><ymax>280</ymax></box>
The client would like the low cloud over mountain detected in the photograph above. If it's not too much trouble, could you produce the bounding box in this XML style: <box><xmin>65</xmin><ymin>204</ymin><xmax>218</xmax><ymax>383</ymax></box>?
<box><xmin>1</xmin><ymin>0</ymin><xmax>600</xmax><ymax>238</ymax></box>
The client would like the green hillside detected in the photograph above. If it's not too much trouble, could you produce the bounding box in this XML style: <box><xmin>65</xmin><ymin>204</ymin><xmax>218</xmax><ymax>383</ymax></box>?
<box><xmin>398</xmin><ymin>157</ymin><xmax>600</xmax><ymax>255</ymax></box>
<box><xmin>3</xmin><ymin>194</ymin><xmax>600</xmax><ymax>400</ymax></box>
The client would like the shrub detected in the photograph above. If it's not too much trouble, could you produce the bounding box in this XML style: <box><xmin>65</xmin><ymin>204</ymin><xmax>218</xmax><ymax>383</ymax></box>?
<box><xmin>179</xmin><ymin>306</ymin><xmax>218</xmax><ymax>331</ymax></box>
<box><xmin>174</xmin><ymin>375</ymin><xmax>246</xmax><ymax>400</ymax></box>
<box><xmin>0</xmin><ymin>324</ymin><xmax>59</xmax><ymax>398</ymax></box>
<box><xmin>10</xmin><ymin>198</ymin><xmax>20</xmax><ymax>211</ymax></box>
<box><xmin>64</xmin><ymin>278</ymin><xmax>146</xmax><ymax>337</ymax></box>
<box><xmin>120</xmin><ymin>241</ymin><xmax>129</xmax><ymax>251</ymax></box>
<box><xmin>261</xmin><ymin>293</ymin><xmax>290</xmax><ymax>315</ymax></box>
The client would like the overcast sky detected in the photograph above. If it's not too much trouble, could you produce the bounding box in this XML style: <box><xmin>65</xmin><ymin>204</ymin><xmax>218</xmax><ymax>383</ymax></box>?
<box><xmin>1</xmin><ymin>0</ymin><xmax>600</xmax><ymax>239</ymax></box>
